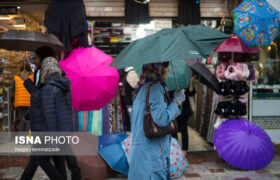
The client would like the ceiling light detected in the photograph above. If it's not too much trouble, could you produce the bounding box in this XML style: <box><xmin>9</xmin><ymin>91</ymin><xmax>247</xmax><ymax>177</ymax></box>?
<box><xmin>0</xmin><ymin>17</ymin><xmax>11</xmax><ymax>20</ymax></box>
<box><xmin>17</xmin><ymin>6</ymin><xmax>21</xmax><ymax>9</ymax></box>
<box><xmin>13</xmin><ymin>24</ymin><xmax>26</xmax><ymax>28</ymax></box>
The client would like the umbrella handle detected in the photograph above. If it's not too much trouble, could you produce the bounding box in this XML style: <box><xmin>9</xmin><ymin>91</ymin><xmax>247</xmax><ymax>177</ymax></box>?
<box><xmin>171</xmin><ymin>61</ymin><xmax>179</xmax><ymax>91</ymax></box>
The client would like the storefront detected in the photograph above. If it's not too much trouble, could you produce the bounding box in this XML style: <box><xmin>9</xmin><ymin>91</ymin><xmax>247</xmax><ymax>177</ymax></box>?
<box><xmin>251</xmin><ymin>37</ymin><xmax>280</xmax><ymax>144</ymax></box>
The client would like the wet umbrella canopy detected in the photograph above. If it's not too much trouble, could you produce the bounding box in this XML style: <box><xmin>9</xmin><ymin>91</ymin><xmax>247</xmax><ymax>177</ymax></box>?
<box><xmin>111</xmin><ymin>25</ymin><xmax>229</xmax><ymax>70</ymax></box>
<box><xmin>0</xmin><ymin>30</ymin><xmax>65</xmax><ymax>51</ymax></box>
<box><xmin>185</xmin><ymin>60</ymin><xmax>221</xmax><ymax>94</ymax></box>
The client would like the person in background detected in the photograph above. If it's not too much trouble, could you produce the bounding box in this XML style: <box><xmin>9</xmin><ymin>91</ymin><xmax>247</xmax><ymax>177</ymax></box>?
<box><xmin>20</xmin><ymin>46</ymin><xmax>82</xmax><ymax>180</ymax></box>
<box><xmin>11</xmin><ymin>65</ymin><xmax>34</xmax><ymax>131</ymax></box>
<box><xmin>171</xmin><ymin>73</ymin><xmax>197</xmax><ymax>157</ymax></box>
<box><xmin>119</xmin><ymin>66</ymin><xmax>140</xmax><ymax>131</ymax></box>
<box><xmin>128</xmin><ymin>62</ymin><xmax>185</xmax><ymax>180</ymax></box>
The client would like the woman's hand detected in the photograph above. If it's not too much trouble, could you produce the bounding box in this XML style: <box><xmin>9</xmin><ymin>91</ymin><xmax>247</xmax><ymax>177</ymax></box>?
<box><xmin>191</xmin><ymin>75</ymin><xmax>197</xmax><ymax>82</ymax></box>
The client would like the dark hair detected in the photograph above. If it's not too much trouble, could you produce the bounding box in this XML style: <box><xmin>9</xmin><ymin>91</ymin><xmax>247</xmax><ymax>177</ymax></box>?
<box><xmin>35</xmin><ymin>46</ymin><xmax>55</xmax><ymax>62</ymax></box>
<box><xmin>162</xmin><ymin>62</ymin><xmax>169</xmax><ymax>68</ymax></box>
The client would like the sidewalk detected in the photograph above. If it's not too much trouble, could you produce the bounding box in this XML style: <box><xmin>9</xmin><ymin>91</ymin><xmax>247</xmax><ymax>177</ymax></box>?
<box><xmin>0</xmin><ymin>151</ymin><xmax>279</xmax><ymax>180</ymax></box>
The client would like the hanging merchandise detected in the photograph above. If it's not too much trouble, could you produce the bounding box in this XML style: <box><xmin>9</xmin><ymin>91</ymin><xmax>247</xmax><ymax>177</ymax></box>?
<box><xmin>216</xmin><ymin>62</ymin><xmax>250</xmax><ymax>81</ymax></box>
<box><xmin>44</xmin><ymin>0</ymin><xmax>88</xmax><ymax>54</ymax></box>
<box><xmin>233</xmin><ymin>0</ymin><xmax>279</xmax><ymax>47</ymax></box>
<box><xmin>215</xmin><ymin>34</ymin><xmax>261</xmax><ymax>53</ymax></box>
<box><xmin>125</xmin><ymin>0</ymin><xmax>150</xmax><ymax>24</ymax></box>
<box><xmin>178</xmin><ymin>0</ymin><xmax>201</xmax><ymax>26</ymax></box>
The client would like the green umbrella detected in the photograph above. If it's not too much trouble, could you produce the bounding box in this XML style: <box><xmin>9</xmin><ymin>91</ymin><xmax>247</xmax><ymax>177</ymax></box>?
<box><xmin>111</xmin><ymin>25</ymin><xmax>230</xmax><ymax>69</ymax></box>
<box><xmin>133</xmin><ymin>60</ymin><xmax>192</xmax><ymax>91</ymax></box>
<box><xmin>166</xmin><ymin>61</ymin><xmax>193</xmax><ymax>91</ymax></box>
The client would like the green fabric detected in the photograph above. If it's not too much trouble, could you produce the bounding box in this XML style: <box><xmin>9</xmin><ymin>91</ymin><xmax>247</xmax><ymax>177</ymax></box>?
<box><xmin>92</xmin><ymin>110</ymin><xmax>102</xmax><ymax>136</ymax></box>
<box><xmin>111</xmin><ymin>25</ymin><xmax>229</xmax><ymax>70</ymax></box>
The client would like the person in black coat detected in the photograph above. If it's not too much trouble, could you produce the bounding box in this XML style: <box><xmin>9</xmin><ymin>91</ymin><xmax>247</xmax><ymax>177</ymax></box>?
<box><xmin>171</xmin><ymin>74</ymin><xmax>197</xmax><ymax>156</ymax></box>
<box><xmin>20</xmin><ymin>48</ymin><xmax>82</xmax><ymax>180</ymax></box>
<box><xmin>39</xmin><ymin>57</ymin><xmax>73</xmax><ymax>132</ymax></box>
<box><xmin>39</xmin><ymin>57</ymin><xmax>82</xmax><ymax>180</ymax></box>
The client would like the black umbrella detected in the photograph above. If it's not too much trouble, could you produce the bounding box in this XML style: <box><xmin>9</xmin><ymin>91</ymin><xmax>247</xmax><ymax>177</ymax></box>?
<box><xmin>0</xmin><ymin>30</ymin><xmax>65</xmax><ymax>51</ymax></box>
<box><xmin>185</xmin><ymin>60</ymin><xmax>221</xmax><ymax>94</ymax></box>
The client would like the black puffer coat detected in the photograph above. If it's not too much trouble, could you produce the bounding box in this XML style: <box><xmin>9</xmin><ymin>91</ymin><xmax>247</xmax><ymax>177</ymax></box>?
<box><xmin>40</xmin><ymin>76</ymin><xmax>74</xmax><ymax>132</ymax></box>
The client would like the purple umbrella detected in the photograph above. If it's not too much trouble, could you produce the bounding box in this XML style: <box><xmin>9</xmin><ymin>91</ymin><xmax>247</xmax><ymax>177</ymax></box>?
<box><xmin>214</xmin><ymin>119</ymin><xmax>274</xmax><ymax>170</ymax></box>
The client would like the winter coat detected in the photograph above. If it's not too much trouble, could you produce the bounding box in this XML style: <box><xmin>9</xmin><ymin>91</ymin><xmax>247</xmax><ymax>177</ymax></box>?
<box><xmin>40</xmin><ymin>76</ymin><xmax>74</xmax><ymax>132</ymax></box>
<box><xmin>128</xmin><ymin>82</ymin><xmax>181</xmax><ymax>180</ymax></box>
<box><xmin>28</xmin><ymin>88</ymin><xmax>46</xmax><ymax>132</ymax></box>
<box><xmin>13</xmin><ymin>74</ymin><xmax>34</xmax><ymax>108</ymax></box>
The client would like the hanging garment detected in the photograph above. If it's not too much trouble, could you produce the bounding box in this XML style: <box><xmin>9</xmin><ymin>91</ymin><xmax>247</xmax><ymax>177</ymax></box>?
<box><xmin>92</xmin><ymin>110</ymin><xmax>102</xmax><ymax>136</ymax></box>
<box><xmin>109</xmin><ymin>104</ymin><xmax>114</xmax><ymax>133</ymax></box>
<box><xmin>102</xmin><ymin>105</ymin><xmax>110</xmax><ymax>134</ymax></box>
<box><xmin>178</xmin><ymin>0</ymin><xmax>201</xmax><ymax>25</ymax></box>
<box><xmin>125</xmin><ymin>0</ymin><xmax>150</xmax><ymax>24</ymax></box>
<box><xmin>44</xmin><ymin>0</ymin><xmax>88</xmax><ymax>53</ymax></box>
<box><xmin>207</xmin><ymin>93</ymin><xmax>220</xmax><ymax>143</ymax></box>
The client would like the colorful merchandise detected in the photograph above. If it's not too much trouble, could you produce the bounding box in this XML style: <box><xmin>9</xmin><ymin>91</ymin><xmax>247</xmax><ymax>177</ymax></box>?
<box><xmin>215</xmin><ymin>34</ymin><xmax>260</xmax><ymax>53</ymax></box>
<box><xmin>233</xmin><ymin>0</ymin><xmax>279</xmax><ymax>47</ymax></box>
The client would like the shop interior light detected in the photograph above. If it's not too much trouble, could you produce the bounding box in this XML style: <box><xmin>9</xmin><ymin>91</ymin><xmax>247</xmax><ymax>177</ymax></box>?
<box><xmin>267</xmin><ymin>46</ymin><xmax>271</xmax><ymax>51</ymax></box>
<box><xmin>13</xmin><ymin>24</ymin><xmax>26</xmax><ymax>28</ymax></box>
<box><xmin>0</xmin><ymin>17</ymin><xmax>11</xmax><ymax>20</ymax></box>
<box><xmin>17</xmin><ymin>6</ymin><xmax>21</xmax><ymax>9</ymax></box>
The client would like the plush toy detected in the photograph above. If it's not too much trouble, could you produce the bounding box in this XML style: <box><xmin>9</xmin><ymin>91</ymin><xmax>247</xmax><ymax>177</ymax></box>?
<box><xmin>238</xmin><ymin>81</ymin><xmax>249</xmax><ymax>96</ymax></box>
<box><xmin>219</xmin><ymin>81</ymin><xmax>230</xmax><ymax>96</ymax></box>
<box><xmin>231</xmin><ymin>101</ymin><xmax>247</xmax><ymax>116</ymax></box>
<box><xmin>226</xmin><ymin>80</ymin><xmax>240</xmax><ymax>96</ymax></box>
<box><xmin>216</xmin><ymin>63</ymin><xmax>227</xmax><ymax>80</ymax></box>
<box><xmin>215</xmin><ymin>101</ymin><xmax>233</xmax><ymax>118</ymax></box>
<box><xmin>224</xmin><ymin>65</ymin><xmax>239</xmax><ymax>81</ymax></box>
<box><xmin>235</xmin><ymin>63</ymin><xmax>250</xmax><ymax>80</ymax></box>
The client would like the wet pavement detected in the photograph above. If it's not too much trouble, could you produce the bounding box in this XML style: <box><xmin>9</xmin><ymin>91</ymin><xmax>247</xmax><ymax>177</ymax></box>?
<box><xmin>0</xmin><ymin>151</ymin><xmax>279</xmax><ymax>180</ymax></box>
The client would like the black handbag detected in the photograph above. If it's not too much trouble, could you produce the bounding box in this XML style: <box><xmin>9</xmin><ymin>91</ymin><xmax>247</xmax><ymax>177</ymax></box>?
<box><xmin>143</xmin><ymin>83</ymin><xmax>179</xmax><ymax>138</ymax></box>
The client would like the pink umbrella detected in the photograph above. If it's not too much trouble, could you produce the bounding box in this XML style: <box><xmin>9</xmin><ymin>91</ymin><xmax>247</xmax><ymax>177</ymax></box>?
<box><xmin>60</xmin><ymin>46</ymin><xmax>119</xmax><ymax>111</ymax></box>
<box><xmin>215</xmin><ymin>34</ymin><xmax>260</xmax><ymax>53</ymax></box>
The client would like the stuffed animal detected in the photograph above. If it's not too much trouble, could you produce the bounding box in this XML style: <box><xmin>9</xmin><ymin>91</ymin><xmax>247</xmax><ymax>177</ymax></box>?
<box><xmin>238</xmin><ymin>81</ymin><xmax>249</xmax><ymax>96</ymax></box>
<box><xmin>215</xmin><ymin>101</ymin><xmax>233</xmax><ymax>118</ymax></box>
<box><xmin>231</xmin><ymin>101</ymin><xmax>247</xmax><ymax>116</ymax></box>
<box><xmin>219</xmin><ymin>81</ymin><xmax>230</xmax><ymax>96</ymax></box>
<box><xmin>216</xmin><ymin>63</ymin><xmax>227</xmax><ymax>80</ymax></box>
<box><xmin>224</xmin><ymin>65</ymin><xmax>239</xmax><ymax>80</ymax></box>
<box><xmin>226</xmin><ymin>80</ymin><xmax>240</xmax><ymax>96</ymax></box>
<box><xmin>235</xmin><ymin>63</ymin><xmax>250</xmax><ymax>80</ymax></box>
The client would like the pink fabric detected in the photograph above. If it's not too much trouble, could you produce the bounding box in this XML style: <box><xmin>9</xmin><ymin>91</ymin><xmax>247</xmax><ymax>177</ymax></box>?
<box><xmin>60</xmin><ymin>46</ymin><xmax>119</xmax><ymax>111</ymax></box>
<box><xmin>215</xmin><ymin>34</ymin><xmax>260</xmax><ymax>53</ymax></box>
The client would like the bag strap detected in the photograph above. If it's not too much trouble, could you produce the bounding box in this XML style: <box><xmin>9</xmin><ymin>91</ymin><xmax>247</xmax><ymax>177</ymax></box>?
<box><xmin>146</xmin><ymin>82</ymin><xmax>155</xmax><ymax>113</ymax></box>
<box><xmin>146</xmin><ymin>82</ymin><xmax>171</xmax><ymax>113</ymax></box>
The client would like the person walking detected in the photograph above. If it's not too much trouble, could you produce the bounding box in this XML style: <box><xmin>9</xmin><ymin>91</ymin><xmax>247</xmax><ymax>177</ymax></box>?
<box><xmin>20</xmin><ymin>46</ymin><xmax>82</xmax><ymax>180</ymax></box>
<box><xmin>11</xmin><ymin>65</ymin><xmax>34</xmax><ymax>131</ymax></box>
<box><xmin>39</xmin><ymin>57</ymin><xmax>82</xmax><ymax>180</ymax></box>
<box><xmin>128</xmin><ymin>62</ymin><xmax>185</xmax><ymax>180</ymax></box>
<box><xmin>171</xmin><ymin>74</ymin><xmax>197</xmax><ymax>157</ymax></box>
